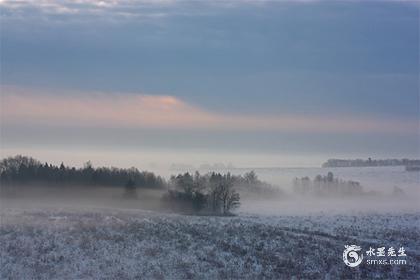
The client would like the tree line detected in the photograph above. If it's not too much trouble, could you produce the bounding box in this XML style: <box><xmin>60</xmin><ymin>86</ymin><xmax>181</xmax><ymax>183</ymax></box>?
<box><xmin>322</xmin><ymin>158</ymin><xmax>420</xmax><ymax>168</ymax></box>
<box><xmin>0</xmin><ymin>155</ymin><xmax>165</xmax><ymax>189</ymax></box>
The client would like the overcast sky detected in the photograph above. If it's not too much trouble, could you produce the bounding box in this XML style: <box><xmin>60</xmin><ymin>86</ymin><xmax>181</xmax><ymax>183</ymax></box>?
<box><xmin>1</xmin><ymin>0</ymin><xmax>419</xmax><ymax>168</ymax></box>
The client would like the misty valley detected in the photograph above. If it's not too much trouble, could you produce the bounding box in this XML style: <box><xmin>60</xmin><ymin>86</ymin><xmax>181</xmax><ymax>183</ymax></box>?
<box><xmin>1</xmin><ymin>155</ymin><xmax>419</xmax><ymax>279</ymax></box>
<box><xmin>2</xmin><ymin>155</ymin><xmax>418</xmax><ymax>214</ymax></box>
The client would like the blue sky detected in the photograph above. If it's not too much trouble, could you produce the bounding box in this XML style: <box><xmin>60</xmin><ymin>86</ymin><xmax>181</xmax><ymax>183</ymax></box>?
<box><xmin>0</xmin><ymin>0</ymin><xmax>419</xmax><ymax>167</ymax></box>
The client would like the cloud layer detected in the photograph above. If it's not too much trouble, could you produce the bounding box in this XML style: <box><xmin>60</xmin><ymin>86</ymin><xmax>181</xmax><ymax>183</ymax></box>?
<box><xmin>2</xmin><ymin>87</ymin><xmax>418</xmax><ymax>135</ymax></box>
<box><xmin>1</xmin><ymin>0</ymin><xmax>415</xmax><ymax>23</ymax></box>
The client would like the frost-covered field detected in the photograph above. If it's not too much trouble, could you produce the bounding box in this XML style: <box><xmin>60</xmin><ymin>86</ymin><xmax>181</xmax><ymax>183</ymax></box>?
<box><xmin>1</xmin><ymin>208</ymin><xmax>419</xmax><ymax>279</ymax></box>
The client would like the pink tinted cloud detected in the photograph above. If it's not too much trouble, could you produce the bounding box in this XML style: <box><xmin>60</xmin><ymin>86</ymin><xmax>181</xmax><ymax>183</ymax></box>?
<box><xmin>2</xmin><ymin>89</ymin><xmax>219</xmax><ymax>128</ymax></box>
<box><xmin>1</xmin><ymin>87</ymin><xmax>418</xmax><ymax>134</ymax></box>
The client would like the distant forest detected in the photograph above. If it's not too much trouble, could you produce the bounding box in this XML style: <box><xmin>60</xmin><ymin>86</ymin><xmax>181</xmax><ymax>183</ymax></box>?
<box><xmin>293</xmin><ymin>172</ymin><xmax>364</xmax><ymax>196</ymax></box>
<box><xmin>0</xmin><ymin>155</ymin><xmax>166</xmax><ymax>188</ymax></box>
<box><xmin>322</xmin><ymin>158</ymin><xmax>420</xmax><ymax>168</ymax></box>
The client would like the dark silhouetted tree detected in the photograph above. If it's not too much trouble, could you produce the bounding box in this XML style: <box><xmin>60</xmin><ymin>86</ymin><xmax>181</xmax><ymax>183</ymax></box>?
<box><xmin>124</xmin><ymin>178</ymin><xmax>137</xmax><ymax>199</ymax></box>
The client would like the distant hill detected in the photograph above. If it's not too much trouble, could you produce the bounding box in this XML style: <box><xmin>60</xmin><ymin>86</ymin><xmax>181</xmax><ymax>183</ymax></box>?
<box><xmin>322</xmin><ymin>158</ymin><xmax>420</xmax><ymax>168</ymax></box>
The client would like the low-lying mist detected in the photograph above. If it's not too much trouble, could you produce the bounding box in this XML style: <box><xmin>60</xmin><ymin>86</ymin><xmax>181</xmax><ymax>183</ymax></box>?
<box><xmin>1</xmin><ymin>155</ymin><xmax>418</xmax><ymax>216</ymax></box>
<box><xmin>0</xmin><ymin>185</ymin><xmax>166</xmax><ymax>212</ymax></box>
<box><xmin>1</xmin><ymin>183</ymin><xmax>417</xmax><ymax>217</ymax></box>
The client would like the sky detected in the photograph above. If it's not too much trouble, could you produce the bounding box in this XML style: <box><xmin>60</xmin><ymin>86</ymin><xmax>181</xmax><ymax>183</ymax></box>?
<box><xmin>0</xmin><ymin>0</ymin><xmax>419</xmax><ymax>169</ymax></box>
